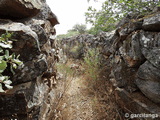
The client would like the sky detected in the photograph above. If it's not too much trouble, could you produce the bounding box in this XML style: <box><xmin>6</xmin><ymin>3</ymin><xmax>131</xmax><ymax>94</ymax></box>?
<box><xmin>46</xmin><ymin>0</ymin><xmax>104</xmax><ymax>35</ymax></box>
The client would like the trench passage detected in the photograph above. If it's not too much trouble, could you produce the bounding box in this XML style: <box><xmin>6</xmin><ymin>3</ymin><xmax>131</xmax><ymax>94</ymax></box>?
<box><xmin>52</xmin><ymin>60</ymin><xmax>118</xmax><ymax>120</ymax></box>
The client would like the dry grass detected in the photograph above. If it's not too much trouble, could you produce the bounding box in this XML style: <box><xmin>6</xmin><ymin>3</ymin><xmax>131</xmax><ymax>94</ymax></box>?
<box><xmin>84</xmin><ymin>64</ymin><xmax>121</xmax><ymax>120</ymax></box>
<box><xmin>52</xmin><ymin>60</ymin><xmax>121</xmax><ymax>120</ymax></box>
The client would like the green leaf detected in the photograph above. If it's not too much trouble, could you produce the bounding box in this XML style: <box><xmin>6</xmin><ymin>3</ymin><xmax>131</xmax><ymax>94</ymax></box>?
<box><xmin>0</xmin><ymin>56</ymin><xmax>4</xmax><ymax>61</ymax></box>
<box><xmin>6</xmin><ymin>33</ymin><xmax>12</xmax><ymax>38</ymax></box>
<box><xmin>119</xmin><ymin>0</ymin><xmax>124</xmax><ymax>3</ymax></box>
<box><xmin>5</xmin><ymin>50</ymin><xmax>9</xmax><ymax>59</ymax></box>
<box><xmin>12</xmin><ymin>53</ymin><xmax>16</xmax><ymax>59</ymax></box>
<box><xmin>12</xmin><ymin>63</ymin><xmax>17</xmax><ymax>69</ymax></box>
<box><xmin>1</xmin><ymin>34</ymin><xmax>5</xmax><ymax>39</ymax></box>
<box><xmin>0</xmin><ymin>32</ymin><xmax>22</xmax><ymax>92</ymax></box>
<box><xmin>0</xmin><ymin>83</ymin><xmax>5</xmax><ymax>92</ymax></box>
<box><xmin>0</xmin><ymin>43</ymin><xmax>12</xmax><ymax>48</ymax></box>
<box><xmin>12</xmin><ymin>59</ymin><xmax>23</xmax><ymax>65</ymax></box>
<box><xmin>0</xmin><ymin>47</ymin><xmax>3</xmax><ymax>53</ymax></box>
<box><xmin>0</xmin><ymin>76</ymin><xmax>6</xmax><ymax>81</ymax></box>
<box><xmin>16</xmin><ymin>54</ymin><xmax>20</xmax><ymax>59</ymax></box>
<box><xmin>0</xmin><ymin>60</ymin><xmax>7</xmax><ymax>73</ymax></box>
<box><xmin>5</xmin><ymin>84</ymin><xmax>13</xmax><ymax>89</ymax></box>
<box><xmin>10</xmin><ymin>65</ymin><xmax>15</xmax><ymax>75</ymax></box>
<box><xmin>3</xmin><ymin>80</ymin><xmax>12</xmax><ymax>85</ymax></box>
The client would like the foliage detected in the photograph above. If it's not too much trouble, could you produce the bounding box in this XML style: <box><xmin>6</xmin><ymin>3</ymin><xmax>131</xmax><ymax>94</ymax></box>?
<box><xmin>57</xmin><ymin>24</ymin><xmax>87</xmax><ymax>40</ymax></box>
<box><xmin>56</xmin><ymin>63</ymin><xmax>73</xmax><ymax>75</ymax></box>
<box><xmin>56</xmin><ymin>30</ymin><xmax>79</xmax><ymax>40</ymax></box>
<box><xmin>83</xmin><ymin>48</ymin><xmax>100</xmax><ymax>81</ymax></box>
<box><xmin>85</xmin><ymin>0</ymin><xmax>160</xmax><ymax>35</ymax></box>
<box><xmin>72</xmin><ymin>24</ymin><xmax>87</xmax><ymax>34</ymax></box>
<box><xmin>0</xmin><ymin>32</ymin><xmax>23</xmax><ymax>92</ymax></box>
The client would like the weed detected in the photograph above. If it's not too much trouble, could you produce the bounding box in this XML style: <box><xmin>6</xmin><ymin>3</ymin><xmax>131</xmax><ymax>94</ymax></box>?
<box><xmin>83</xmin><ymin>48</ymin><xmax>100</xmax><ymax>82</ymax></box>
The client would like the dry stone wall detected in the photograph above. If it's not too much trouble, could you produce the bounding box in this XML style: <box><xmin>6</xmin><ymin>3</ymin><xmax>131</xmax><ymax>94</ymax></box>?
<box><xmin>0</xmin><ymin>1</ymin><xmax>60</xmax><ymax>120</ymax></box>
<box><xmin>60</xmin><ymin>12</ymin><xmax>160</xmax><ymax>117</ymax></box>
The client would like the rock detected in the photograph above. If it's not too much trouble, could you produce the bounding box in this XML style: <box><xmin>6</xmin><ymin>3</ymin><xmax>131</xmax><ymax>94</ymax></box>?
<box><xmin>136</xmin><ymin>61</ymin><xmax>160</xmax><ymax>103</ymax></box>
<box><xmin>142</xmin><ymin>13</ymin><xmax>160</xmax><ymax>31</ymax></box>
<box><xmin>153</xmin><ymin>7</ymin><xmax>160</xmax><ymax>12</ymax></box>
<box><xmin>30</xmin><ymin>24</ymin><xmax>48</xmax><ymax>48</ymax></box>
<box><xmin>100</xmin><ymin>30</ymin><xmax>118</xmax><ymax>56</ymax></box>
<box><xmin>141</xmin><ymin>48</ymin><xmax>160</xmax><ymax>69</ymax></box>
<box><xmin>117</xmin><ymin>20</ymin><xmax>143</xmax><ymax>39</ymax></box>
<box><xmin>139</xmin><ymin>31</ymin><xmax>160</xmax><ymax>49</ymax></box>
<box><xmin>13</xmin><ymin>57</ymin><xmax>48</xmax><ymax>84</ymax></box>
<box><xmin>35</xmin><ymin>3</ymin><xmax>59</xmax><ymax>26</ymax></box>
<box><xmin>58</xmin><ymin>12</ymin><xmax>160</xmax><ymax>118</ymax></box>
<box><xmin>0</xmin><ymin>0</ymin><xmax>59</xmax><ymax>119</ymax></box>
<box><xmin>0</xmin><ymin>0</ymin><xmax>43</xmax><ymax>19</ymax></box>
<box><xmin>0</xmin><ymin>77</ymin><xmax>54</xmax><ymax>119</ymax></box>
<box><xmin>119</xmin><ymin>32</ymin><xmax>145</xmax><ymax>67</ymax></box>
<box><xmin>70</xmin><ymin>64</ymin><xmax>79</xmax><ymax>70</ymax></box>
<box><xmin>56</xmin><ymin>73</ymin><xmax>63</xmax><ymax>80</ymax></box>
<box><xmin>0</xmin><ymin>21</ymin><xmax>40</xmax><ymax>62</ymax></box>
<box><xmin>139</xmin><ymin>31</ymin><xmax>160</xmax><ymax>68</ymax></box>
<box><xmin>111</xmin><ymin>58</ymin><xmax>138</xmax><ymax>92</ymax></box>
<box><xmin>116</xmin><ymin>88</ymin><xmax>160</xmax><ymax>117</ymax></box>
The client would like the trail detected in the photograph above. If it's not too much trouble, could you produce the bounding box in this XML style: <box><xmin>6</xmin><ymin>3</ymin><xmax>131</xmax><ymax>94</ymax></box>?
<box><xmin>53</xmin><ymin>61</ymin><xmax>118</xmax><ymax>120</ymax></box>
<box><xmin>55</xmin><ymin>74</ymin><xmax>94</xmax><ymax>120</ymax></box>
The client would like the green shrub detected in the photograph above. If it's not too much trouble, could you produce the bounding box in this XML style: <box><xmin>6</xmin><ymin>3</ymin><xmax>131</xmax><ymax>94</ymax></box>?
<box><xmin>57</xmin><ymin>30</ymin><xmax>79</xmax><ymax>40</ymax></box>
<box><xmin>83</xmin><ymin>48</ymin><xmax>100</xmax><ymax>81</ymax></box>
<box><xmin>56</xmin><ymin>62</ymin><xmax>74</xmax><ymax>77</ymax></box>
<box><xmin>86</xmin><ymin>0</ymin><xmax>160</xmax><ymax>35</ymax></box>
<box><xmin>0</xmin><ymin>32</ymin><xmax>23</xmax><ymax>92</ymax></box>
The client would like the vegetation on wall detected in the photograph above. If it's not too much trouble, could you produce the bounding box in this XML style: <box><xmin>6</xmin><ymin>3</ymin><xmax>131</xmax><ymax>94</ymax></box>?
<box><xmin>0</xmin><ymin>32</ymin><xmax>23</xmax><ymax>92</ymax></box>
<box><xmin>83</xmin><ymin>48</ymin><xmax>100</xmax><ymax>81</ymax></box>
<box><xmin>85</xmin><ymin>0</ymin><xmax>160</xmax><ymax>35</ymax></box>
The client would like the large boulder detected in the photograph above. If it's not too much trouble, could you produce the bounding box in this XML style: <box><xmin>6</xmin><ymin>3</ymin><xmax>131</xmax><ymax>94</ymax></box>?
<box><xmin>0</xmin><ymin>0</ymin><xmax>44</xmax><ymax>19</ymax></box>
<box><xmin>136</xmin><ymin>61</ymin><xmax>160</xmax><ymax>103</ymax></box>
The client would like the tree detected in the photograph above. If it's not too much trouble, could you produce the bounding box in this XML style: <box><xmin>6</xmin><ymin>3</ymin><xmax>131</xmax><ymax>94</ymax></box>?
<box><xmin>56</xmin><ymin>30</ymin><xmax>79</xmax><ymax>40</ymax></box>
<box><xmin>56</xmin><ymin>24</ymin><xmax>87</xmax><ymax>39</ymax></box>
<box><xmin>72</xmin><ymin>24</ymin><xmax>87</xmax><ymax>34</ymax></box>
<box><xmin>85</xmin><ymin>0</ymin><xmax>160</xmax><ymax>35</ymax></box>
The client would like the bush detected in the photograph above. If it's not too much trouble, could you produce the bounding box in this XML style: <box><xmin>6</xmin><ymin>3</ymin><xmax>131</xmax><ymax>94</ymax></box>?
<box><xmin>57</xmin><ymin>30</ymin><xmax>79</xmax><ymax>40</ymax></box>
<box><xmin>83</xmin><ymin>48</ymin><xmax>100</xmax><ymax>81</ymax></box>
<box><xmin>85</xmin><ymin>0</ymin><xmax>160</xmax><ymax>35</ymax></box>
<box><xmin>0</xmin><ymin>32</ymin><xmax>23</xmax><ymax>92</ymax></box>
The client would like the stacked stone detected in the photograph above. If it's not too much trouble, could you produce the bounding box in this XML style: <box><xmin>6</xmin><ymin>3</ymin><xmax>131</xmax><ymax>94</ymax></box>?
<box><xmin>60</xmin><ymin>12</ymin><xmax>160</xmax><ymax>117</ymax></box>
<box><xmin>0</xmin><ymin>0</ymin><xmax>59</xmax><ymax>119</ymax></box>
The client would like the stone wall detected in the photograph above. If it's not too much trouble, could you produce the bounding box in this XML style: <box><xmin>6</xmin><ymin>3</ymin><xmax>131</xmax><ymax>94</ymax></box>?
<box><xmin>59</xmin><ymin>12</ymin><xmax>160</xmax><ymax>117</ymax></box>
<box><xmin>0</xmin><ymin>0</ymin><xmax>60</xmax><ymax>120</ymax></box>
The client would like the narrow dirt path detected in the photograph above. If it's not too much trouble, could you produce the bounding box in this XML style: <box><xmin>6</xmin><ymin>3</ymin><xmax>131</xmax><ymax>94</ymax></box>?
<box><xmin>55</xmin><ymin>74</ymin><xmax>95</xmax><ymax>120</ymax></box>
<box><xmin>53</xmin><ymin>61</ymin><xmax>119</xmax><ymax>120</ymax></box>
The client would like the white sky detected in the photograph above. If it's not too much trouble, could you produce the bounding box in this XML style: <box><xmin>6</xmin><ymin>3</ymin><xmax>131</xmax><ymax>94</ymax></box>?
<box><xmin>46</xmin><ymin>0</ymin><xmax>104</xmax><ymax>35</ymax></box>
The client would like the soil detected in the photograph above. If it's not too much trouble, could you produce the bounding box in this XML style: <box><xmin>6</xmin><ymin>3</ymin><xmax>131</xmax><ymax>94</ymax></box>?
<box><xmin>52</xmin><ymin>61</ymin><xmax>120</xmax><ymax>120</ymax></box>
